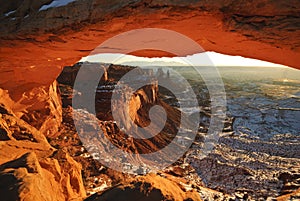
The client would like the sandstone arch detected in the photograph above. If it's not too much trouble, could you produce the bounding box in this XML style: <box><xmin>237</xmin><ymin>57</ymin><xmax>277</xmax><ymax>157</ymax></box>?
<box><xmin>0</xmin><ymin>0</ymin><xmax>299</xmax><ymax>132</ymax></box>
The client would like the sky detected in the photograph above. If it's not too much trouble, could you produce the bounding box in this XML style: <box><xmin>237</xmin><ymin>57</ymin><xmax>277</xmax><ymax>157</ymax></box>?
<box><xmin>80</xmin><ymin>51</ymin><xmax>289</xmax><ymax>68</ymax></box>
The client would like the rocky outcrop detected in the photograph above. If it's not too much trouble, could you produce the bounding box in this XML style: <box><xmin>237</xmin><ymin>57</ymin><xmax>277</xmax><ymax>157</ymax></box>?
<box><xmin>0</xmin><ymin>103</ymin><xmax>54</xmax><ymax>163</ymax></box>
<box><xmin>0</xmin><ymin>151</ymin><xmax>86</xmax><ymax>201</ymax></box>
<box><xmin>277</xmin><ymin>188</ymin><xmax>300</xmax><ymax>201</ymax></box>
<box><xmin>40</xmin><ymin>150</ymin><xmax>87</xmax><ymax>200</ymax></box>
<box><xmin>85</xmin><ymin>173</ymin><xmax>202</xmax><ymax>201</ymax></box>
<box><xmin>0</xmin><ymin>81</ymin><xmax>62</xmax><ymax>137</ymax></box>
<box><xmin>0</xmin><ymin>152</ymin><xmax>65</xmax><ymax>201</ymax></box>
<box><xmin>59</xmin><ymin>63</ymin><xmax>182</xmax><ymax>168</ymax></box>
<box><xmin>0</xmin><ymin>103</ymin><xmax>86</xmax><ymax>201</ymax></box>
<box><xmin>20</xmin><ymin>81</ymin><xmax>62</xmax><ymax>137</ymax></box>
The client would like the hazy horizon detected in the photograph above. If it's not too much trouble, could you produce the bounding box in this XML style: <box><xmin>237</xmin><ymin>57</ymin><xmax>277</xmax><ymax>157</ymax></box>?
<box><xmin>80</xmin><ymin>52</ymin><xmax>291</xmax><ymax>68</ymax></box>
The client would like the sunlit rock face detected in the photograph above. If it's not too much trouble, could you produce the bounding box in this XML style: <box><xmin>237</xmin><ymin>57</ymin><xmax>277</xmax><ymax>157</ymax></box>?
<box><xmin>0</xmin><ymin>81</ymin><xmax>62</xmax><ymax>136</ymax></box>
<box><xmin>59</xmin><ymin>63</ymin><xmax>180</xmax><ymax>156</ymax></box>
<box><xmin>85</xmin><ymin>173</ymin><xmax>202</xmax><ymax>201</ymax></box>
<box><xmin>0</xmin><ymin>104</ymin><xmax>86</xmax><ymax>201</ymax></box>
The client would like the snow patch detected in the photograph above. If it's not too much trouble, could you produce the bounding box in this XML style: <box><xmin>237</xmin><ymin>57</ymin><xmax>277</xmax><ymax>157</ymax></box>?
<box><xmin>4</xmin><ymin>10</ymin><xmax>16</xmax><ymax>17</ymax></box>
<box><xmin>39</xmin><ymin>0</ymin><xmax>76</xmax><ymax>11</ymax></box>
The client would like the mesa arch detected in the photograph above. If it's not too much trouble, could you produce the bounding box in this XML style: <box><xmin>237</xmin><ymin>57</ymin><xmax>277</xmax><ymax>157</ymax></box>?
<box><xmin>0</xmin><ymin>0</ymin><xmax>299</xmax><ymax>134</ymax></box>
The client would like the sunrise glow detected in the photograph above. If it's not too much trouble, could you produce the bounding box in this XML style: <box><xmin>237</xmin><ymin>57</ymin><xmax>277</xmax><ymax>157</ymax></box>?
<box><xmin>80</xmin><ymin>51</ymin><xmax>289</xmax><ymax>68</ymax></box>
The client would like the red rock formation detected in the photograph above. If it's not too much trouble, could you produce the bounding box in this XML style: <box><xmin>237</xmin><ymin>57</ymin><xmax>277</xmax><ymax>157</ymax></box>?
<box><xmin>0</xmin><ymin>103</ymin><xmax>86</xmax><ymax>201</ymax></box>
<box><xmin>0</xmin><ymin>81</ymin><xmax>62</xmax><ymax>137</ymax></box>
<box><xmin>277</xmin><ymin>188</ymin><xmax>300</xmax><ymax>201</ymax></box>
<box><xmin>85</xmin><ymin>173</ymin><xmax>202</xmax><ymax>201</ymax></box>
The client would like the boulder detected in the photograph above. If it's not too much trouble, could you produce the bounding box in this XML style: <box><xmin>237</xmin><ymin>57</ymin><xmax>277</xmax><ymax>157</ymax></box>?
<box><xmin>85</xmin><ymin>173</ymin><xmax>202</xmax><ymax>201</ymax></box>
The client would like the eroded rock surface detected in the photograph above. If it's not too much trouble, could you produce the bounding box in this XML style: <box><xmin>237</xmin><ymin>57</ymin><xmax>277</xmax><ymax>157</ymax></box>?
<box><xmin>85</xmin><ymin>173</ymin><xmax>202</xmax><ymax>201</ymax></box>
<box><xmin>0</xmin><ymin>81</ymin><xmax>62</xmax><ymax>137</ymax></box>
<box><xmin>0</xmin><ymin>102</ymin><xmax>86</xmax><ymax>201</ymax></box>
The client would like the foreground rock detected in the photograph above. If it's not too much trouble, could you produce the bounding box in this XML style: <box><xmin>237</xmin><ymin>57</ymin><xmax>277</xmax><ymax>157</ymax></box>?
<box><xmin>0</xmin><ymin>103</ymin><xmax>86</xmax><ymax>201</ymax></box>
<box><xmin>0</xmin><ymin>81</ymin><xmax>62</xmax><ymax>137</ymax></box>
<box><xmin>85</xmin><ymin>173</ymin><xmax>202</xmax><ymax>201</ymax></box>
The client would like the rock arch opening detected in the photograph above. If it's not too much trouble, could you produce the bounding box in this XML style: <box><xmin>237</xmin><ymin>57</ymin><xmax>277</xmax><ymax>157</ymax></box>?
<box><xmin>1</xmin><ymin>1</ymin><xmax>300</xmax><ymax>199</ymax></box>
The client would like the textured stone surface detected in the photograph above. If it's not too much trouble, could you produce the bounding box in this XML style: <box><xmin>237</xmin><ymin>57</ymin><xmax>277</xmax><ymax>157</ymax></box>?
<box><xmin>0</xmin><ymin>103</ymin><xmax>86</xmax><ymax>201</ymax></box>
<box><xmin>85</xmin><ymin>173</ymin><xmax>202</xmax><ymax>201</ymax></box>
<box><xmin>0</xmin><ymin>81</ymin><xmax>62</xmax><ymax>136</ymax></box>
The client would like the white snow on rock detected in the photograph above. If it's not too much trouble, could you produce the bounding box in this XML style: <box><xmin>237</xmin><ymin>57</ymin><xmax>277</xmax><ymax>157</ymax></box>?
<box><xmin>4</xmin><ymin>10</ymin><xmax>16</xmax><ymax>17</ymax></box>
<box><xmin>39</xmin><ymin>0</ymin><xmax>76</xmax><ymax>11</ymax></box>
